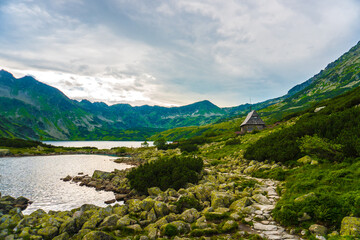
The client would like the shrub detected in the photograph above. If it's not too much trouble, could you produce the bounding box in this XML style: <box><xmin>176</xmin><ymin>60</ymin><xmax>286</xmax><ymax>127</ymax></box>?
<box><xmin>225</xmin><ymin>138</ymin><xmax>241</xmax><ymax>146</ymax></box>
<box><xmin>126</xmin><ymin>156</ymin><xmax>203</xmax><ymax>194</ymax></box>
<box><xmin>175</xmin><ymin>196</ymin><xmax>202</xmax><ymax>212</ymax></box>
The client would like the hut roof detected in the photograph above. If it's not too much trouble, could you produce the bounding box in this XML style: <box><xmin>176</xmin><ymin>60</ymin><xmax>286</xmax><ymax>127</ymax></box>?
<box><xmin>240</xmin><ymin>110</ymin><xmax>265</xmax><ymax>126</ymax></box>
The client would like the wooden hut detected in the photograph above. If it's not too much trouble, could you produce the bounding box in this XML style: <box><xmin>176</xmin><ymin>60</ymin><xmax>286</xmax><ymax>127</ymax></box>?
<box><xmin>240</xmin><ymin>110</ymin><xmax>266</xmax><ymax>133</ymax></box>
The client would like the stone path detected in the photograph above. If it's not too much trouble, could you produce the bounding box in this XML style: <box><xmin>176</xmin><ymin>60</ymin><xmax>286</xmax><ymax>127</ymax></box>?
<box><xmin>243</xmin><ymin>176</ymin><xmax>303</xmax><ymax>240</ymax></box>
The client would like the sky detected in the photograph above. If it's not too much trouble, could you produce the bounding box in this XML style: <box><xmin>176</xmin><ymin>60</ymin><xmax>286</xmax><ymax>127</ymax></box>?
<box><xmin>1</xmin><ymin>0</ymin><xmax>360</xmax><ymax>107</ymax></box>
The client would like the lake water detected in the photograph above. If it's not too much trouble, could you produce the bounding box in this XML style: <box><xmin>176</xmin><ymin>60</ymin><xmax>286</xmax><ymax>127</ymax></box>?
<box><xmin>0</xmin><ymin>155</ymin><xmax>132</xmax><ymax>214</ymax></box>
<box><xmin>43</xmin><ymin>141</ymin><xmax>154</xmax><ymax>149</ymax></box>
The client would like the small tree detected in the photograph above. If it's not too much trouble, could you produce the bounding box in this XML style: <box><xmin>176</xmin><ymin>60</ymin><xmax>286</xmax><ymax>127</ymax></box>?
<box><xmin>141</xmin><ymin>140</ymin><xmax>149</xmax><ymax>148</ymax></box>
<box><xmin>154</xmin><ymin>138</ymin><xmax>167</xmax><ymax>150</ymax></box>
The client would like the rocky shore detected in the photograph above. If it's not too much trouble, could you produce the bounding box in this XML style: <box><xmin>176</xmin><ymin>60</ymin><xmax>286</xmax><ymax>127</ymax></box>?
<box><xmin>2</xmin><ymin>156</ymin><xmax>359</xmax><ymax>239</ymax></box>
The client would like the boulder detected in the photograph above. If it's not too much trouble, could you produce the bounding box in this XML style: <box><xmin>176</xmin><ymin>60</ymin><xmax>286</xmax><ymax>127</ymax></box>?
<box><xmin>340</xmin><ymin>216</ymin><xmax>360</xmax><ymax>237</ymax></box>
<box><xmin>309</xmin><ymin>224</ymin><xmax>328</xmax><ymax>236</ymax></box>
<box><xmin>221</xmin><ymin>220</ymin><xmax>238</xmax><ymax>232</ymax></box>
<box><xmin>229</xmin><ymin>197</ymin><xmax>252</xmax><ymax>212</ymax></box>
<box><xmin>140</xmin><ymin>198</ymin><xmax>155</xmax><ymax>212</ymax></box>
<box><xmin>59</xmin><ymin>218</ymin><xmax>78</xmax><ymax>234</ymax></box>
<box><xmin>52</xmin><ymin>232</ymin><xmax>70</xmax><ymax>240</ymax></box>
<box><xmin>193</xmin><ymin>183</ymin><xmax>215</xmax><ymax>202</ymax></box>
<box><xmin>83</xmin><ymin>231</ymin><xmax>114</xmax><ymax>240</ymax></box>
<box><xmin>294</xmin><ymin>192</ymin><xmax>316</xmax><ymax>203</ymax></box>
<box><xmin>153</xmin><ymin>201</ymin><xmax>169</xmax><ymax>218</ymax></box>
<box><xmin>160</xmin><ymin>221</ymin><xmax>190</xmax><ymax>236</ymax></box>
<box><xmin>211</xmin><ymin>192</ymin><xmax>234</xmax><ymax>209</ymax></box>
<box><xmin>297</xmin><ymin>155</ymin><xmax>313</xmax><ymax>164</ymax></box>
<box><xmin>147</xmin><ymin>208</ymin><xmax>157</xmax><ymax>223</ymax></box>
<box><xmin>37</xmin><ymin>226</ymin><xmax>59</xmax><ymax>239</ymax></box>
<box><xmin>92</xmin><ymin>170</ymin><xmax>112</xmax><ymax>180</ymax></box>
<box><xmin>117</xmin><ymin>215</ymin><xmax>137</xmax><ymax>227</ymax></box>
<box><xmin>82</xmin><ymin>214</ymin><xmax>103</xmax><ymax>230</ymax></box>
<box><xmin>252</xmin><ymin>194</ymin><xmax>271</xmax><ymax>205</ymax></box>
<box><xmin>148</xmin><ymin>187</ymin><xmax>163</xmax><ymax>197</ymax></box>
<box><xmin>113</xmin><ymin>205</ymin><xmax>128</xmax><ymax>217</ymax></box>
<box><xmin>99</xmin><ymin>214</ymin><xmax>120</xmax><ymax>228</ymax></box>
<box><xmin>127</xmin><ymin>199</ymin><xmax>142</xmax><ymax>212</ymax></box>
<box><xmin>179</xmin><ymin>208</ymin><xmax>199</xmax><ymax>223</ymax></box>
<box><xmin>127</xmin><ymin>224</ymin><xmax>142</xmax><ymax>232</ymax></box>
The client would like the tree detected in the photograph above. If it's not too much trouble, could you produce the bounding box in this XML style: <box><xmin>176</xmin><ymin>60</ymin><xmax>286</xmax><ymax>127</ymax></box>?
<box><xmin>154</xmin><ymin>138</ymin><xmax>167</xmax><ymax>150</ymax></box>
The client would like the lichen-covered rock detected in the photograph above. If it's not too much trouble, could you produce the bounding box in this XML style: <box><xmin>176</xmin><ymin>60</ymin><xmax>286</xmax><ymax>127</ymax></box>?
<box><xmin>229</xmin><ymin>197</ymin><xmax>252</xmax><ymax>212</ymax></box>
<box><xmin>193</xmin><ymin>183</ymin><xmax>215</xmax><ymax>202</ymax></box>
<box><xmin>83</xmin><ymin>231</ymin><xmax>114</xmax><ymax>240</ymax></box>
<box><xmin>117</xmin><ymin>215</ymin><xmax>137</xmax><ymax>227</ymax></box>
<box><xmin>154</xmin><ymin>201</ymin><xmax>169</xmax><ymax>218</ymax></box>
<box><xmin>221</xmin><ymin>220</ymin><xmax>238</xmax><ymax>232</ymax></box>
<box><xmin>297</xmin><ymin>155</ymin><xmax>313</xmax><ymax>164</ymax></box>
<box><xmin>37</xmin><ymin>226</ymin><xmax>59</xmax><ymax>239</ymax></box>
<box><xmin>127</xmin><ymin>224</ymin><xmax>142</xmax><ymax>232</ymax></box>
<box><xmin>211</xmin><ymin>192</ymin><xmax>234</xmax><ymax>209</ymax></box>
<box><xmin>30</xmin><ymin>209</ymin><xmax>47</xmax><ymax>218</ymax></box>
<box><xmin>160</xmin><ymin>221</ymin><xmax>190</xmax><ymax>236</ymax></box>
<box><xmin>179</xmin><ymin>208</ymin><xmax>199</xmax><ymax>223</ymax></box>
<box><xmin>147</xmin><ymin>224</ymin><xmax>158</xmax><ymax>240</ymax></box>
<box><xmin>52</xmin><ymin>232</ymin><xmax>70</xmax><ymax>240</ymax></box>
<box><xmin>309</xmin><ymin>224</ymin><xmax>328</xmax><ymax>236</ymax></box>
<box><xmin>340</xmin><ymin>217</ymin><xmax>360</xmax><ymax>237</ymax></box>
<box><xmin>18</xmin><ymin>227</ymin><xmax>31</xmax><ymax>238</ymax></box>
<box><xmin>71</xmin><ymin>229</ymin><xmax>92</xmax><ymax>240</ymax></box>
<box><xmin>140</xmin><ymin>198</ymin><xmax>155</xmax><ymax>212</ymax></box>
<box><xmin>59</xmin><ymin>218</ymin><xmax>78</xmax><ymax>234</ymax></box>
<box><xmin>113</xmin><ymin>205</ymin><xmax>128</xmax><ymax>217</ymax></box>
<box><xmin>99</xmin><ymin>214</ymin><xmax>120</xmax><ymax>228</ymax></box>
<box><xmin>294</xmin><ymin>192</ymin><xmax>316</xmax><ymax>203</ymax></box>
<box><xmin>128</xmin><ymin>199</ymin><xmax>142</xmax><ymax>212</ymax></box>
<box><xmin>92</xmin><ymin>170</ymin><xmax>113</xmax><ymax>180</ymax></box>
<box><xmin>252</xmin><ymin>194</ymin><xmax>271</xmax><ymax>205</ymax></box>
<box><xmin>148</xmin><ymin>187</ymin><xmax>163</xmax><ymax>197</ymax></box>
<box><xmin>82</xmin><ymin>213</ymin><xmax>103</xmax><ymax>230</ymax></box>
<box><xmin>147</xmin><ymin>208</ymin><xmax>157</xmax><ymax>223</ymax></box>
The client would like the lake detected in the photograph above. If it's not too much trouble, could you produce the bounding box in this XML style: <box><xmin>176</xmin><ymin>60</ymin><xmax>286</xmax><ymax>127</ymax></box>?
<box><xmin>0</xmin><ymin>154</ymin><xmax>132</xmax><ymax>214</ymax></box>
<box><xmin>43</xmin><ymin>141</ymin><xmax>154</xmax><ymax>149</ymax></box>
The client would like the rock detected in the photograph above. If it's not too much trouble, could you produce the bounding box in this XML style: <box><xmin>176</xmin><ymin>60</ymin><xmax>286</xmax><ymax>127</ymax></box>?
<box><xmin>117</xmin><ymin>215</ymin><xmax>137</xmax><ymax>227</ymax></box>
<box><xmin>59</xmin><ymin>218</ymin><xmax>78</xmax><ymax>234</ymax></box>
<box><xmin>140</xmin><ymin>198</ymin><xmax>155</xmax><ymax>212</ymax></box>
<box><xmin>52</xmin><ymin>232</ymin><xmax>70</xmax><ymax>240</ymax></box>
<box><xmin>229</xmin><ymin>197</ymin><xmax>252</xmax><ymax>212</ymax></box>
<box><xmin>71</xmin><ymin>229</ymin><xmax>91</xmax><ymax>240</ymax></box>
<box><xmin>147</xmin><ymin>208</ymin><xmax>157</xmax><ymax>223</ymax></box>
<box><xmin>294</xmin><ymin>192</ymin><xmax>316</xmax><ymax>203</ymax></box>
<box><xmin>62</xmin><ymin>175</ymin><xmax>72</xmax><ymax>182</ymax></box>
<box><xmin>314</xmin><ymin>106</ymin><xmax>326</xmax><ymax>112</ymax></box>
<box><xmin>104</xmin><ymin>199</ymin><xmax>115</xmax><ymax>204</ymax></box>
<box><xmin>83</xmin><ymin>231</ymin><xmax>114</xmax><ymax>240</ymax></box>
<box><xmin>92</xmin><ymin>170</ymin><xmax>112</xmax><ymax>180</ymax></box>
<box><xmin>113</xmin><ymin>205</ymin><xmax>128</xmax><ymax>217</ymax></box>
<box><xmin>297</xmin><ymin>155</ymin><xmax>313</xmax><ymax>164</ymax></box>
<box><xmin>147</xmin><ymin>225</ymin><xmax>158</xmax><ymax>239</ymax></box>
<box><xmin>115</xmin><ymin>194</ymin><xmax>127</xmax><ymax>201</ymax></box>
<box><xmin>221</xmin><ymin>220</ymin><xmax>238</xmax><ymax>232</ymax></box>
<box><xmin>211</xmin><ymin>191</ymin><xmax>234</xmax><ymax>209</ymax></box>
<box><xmin>153</xmin><ymin>201</ymin><xmax>169</xmax><ymax>218</ymax></box>
<box><xmin>37</xmin><ymin>226</ymin><xmax>59</xmax><ymax>239</ymax></box>
<box><xmin>340</xmin><ymin>216</ymin><xmax>360</xmax><ymax>237</ymax></box>
<box><xmin>160</xmin><ymin>221</ymin><xmax>190</xmax><ymax>236</ymax></box>
<box><xmin>253</xmin><ymin>223</ymin><xmax>277</xmax><ymax>231</ymax></box>
<box><xmin>82</xmin><ymin>213</ymin><xmax>103</xmax><ymax>230</ymax></box>
<box><xmin>252</xmin><ymin>194</ymin><xmax>271</xmax><ymax>205</ymax></box>
<box><xmin>127</xmin><ymin>224</ymin><xmax>142</xmax><ymax>232</ymax></box>
<box><xmin>127</xmin><ymin>199</ymin><xmax>142</xmax><ymax>212</ymax></box>
<box><xmin>298</xmin><ymin>212</ymin><xmax>311</xmax><ymax>222</ymax></box>
<box><xmin>179</xmin><ymin>208</ymin><xmax>199</xmax><ymax>223</ymax></box>
<box><xmin>193</xmin><ymin>183</ymin><xmax>215</xmax><ymax>202</ymax></box>
<box><xmin>29</xmin><ymin>209</ymin><xmax>47</xmax><ymax>218</ymax></box>
<box><xmin>99</xmin><ymin>214</ymin><xmax>120</xmax><ymax>228</ymax></box>
<box><xmin>309</xmin><ymin>224</ymin><xmax>328</xmax><ymax>236</ymax></box>
<box><xmin>80</xmin><ymin>204</ymin><xmax>99</xmax><ymax>212</ymax></box>
<box><xmin>148</xmin><ymin>187</ymin><xmax>163</xmax><ymax>197</ymax></box>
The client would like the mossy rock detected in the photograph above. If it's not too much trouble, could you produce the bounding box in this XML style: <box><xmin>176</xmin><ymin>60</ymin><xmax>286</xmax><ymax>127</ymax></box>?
<box><xmin>340</xmin><ymin>217</ymin><xmax>360</xmax><ymax>237</ymax></box>
<box><xmin>82</xmin><ymin>231</ymin><xmax>115</xmax><ymax>240</ymax></box>
<box><xmin>37</xmin><ymin>226</ymin><xmax>59</xmax><ymax>239</ymax></box>
<box><xmin>52</xmin><ymin>232</ymin><xmax>70</xmax><ymax>240</ymax></box>
<box><xmin>221</xmin><ymin>220</ymin><xmax>238</xmax><ymax>233</ymax></box>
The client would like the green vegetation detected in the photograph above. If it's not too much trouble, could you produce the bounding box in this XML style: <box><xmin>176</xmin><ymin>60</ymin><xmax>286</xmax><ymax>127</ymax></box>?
<box><xmin>126</xmin><ymin>156</ymin><xmax>203</xmax><ymax>194</ymax></box>
<box><xmin>245</xmin><ymin>86</ymin><xmax>360</xmax><ymax>165</ymax></box>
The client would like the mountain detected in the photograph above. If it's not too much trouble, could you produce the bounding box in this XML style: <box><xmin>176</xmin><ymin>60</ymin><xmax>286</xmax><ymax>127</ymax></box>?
<box><xmin>0</xmin><ymin>71</ymin><xmax>226</xmax><ymax>140</ymax></box>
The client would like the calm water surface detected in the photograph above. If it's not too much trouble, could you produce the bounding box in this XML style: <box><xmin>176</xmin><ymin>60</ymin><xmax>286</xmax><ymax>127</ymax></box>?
<box><xmin>43</xmin><ymin>141</ymin><xmax>154</xmax><ymax>149</ymax></box>
<box><xmin>0</xmin><ymin>155</ymin><xmax>132</xmax><ymax>214</ymax></box>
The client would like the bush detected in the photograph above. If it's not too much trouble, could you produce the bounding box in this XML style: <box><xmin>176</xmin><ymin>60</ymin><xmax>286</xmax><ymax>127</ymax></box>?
<box><xmin>179</xmin><ymin>143</ymin><xmax>199</xmax><ymax>153</ymax></box>
<box><xmin>225</xmin><ymin>138</ymin><xmax>241</xmax><ymax>146</ymax></box>
<box><xmin>126</xmin><ymin>156</ymin><xmax>203</xmax><ymax>194</ymax></box>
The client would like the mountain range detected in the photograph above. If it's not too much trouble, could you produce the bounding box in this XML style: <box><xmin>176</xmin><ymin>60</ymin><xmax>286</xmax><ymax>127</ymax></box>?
<box><xmin>0</xmin><ymin>40</ymin><xmax>359</xmax><ymax>140</ymax></box>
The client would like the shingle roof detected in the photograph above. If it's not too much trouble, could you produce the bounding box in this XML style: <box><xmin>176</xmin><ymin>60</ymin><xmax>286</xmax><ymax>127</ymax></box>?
<box><xmin>240</xmin><ymin>110</ymin><xmax>266</xmax><ymax>126</ymax></box>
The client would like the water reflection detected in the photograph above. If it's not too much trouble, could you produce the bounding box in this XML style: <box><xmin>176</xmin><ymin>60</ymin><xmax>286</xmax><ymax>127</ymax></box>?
<box><xmin>0</xmin><ymin>155</ymin><xmax>132</xmax><ymax>214</ymax></box>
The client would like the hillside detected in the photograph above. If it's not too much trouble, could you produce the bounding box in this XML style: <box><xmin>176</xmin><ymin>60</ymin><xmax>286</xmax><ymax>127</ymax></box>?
<box><xmin>0</xmin><ymin>70</ymin><xmax>228</xmax><ymax>140</ymax></box>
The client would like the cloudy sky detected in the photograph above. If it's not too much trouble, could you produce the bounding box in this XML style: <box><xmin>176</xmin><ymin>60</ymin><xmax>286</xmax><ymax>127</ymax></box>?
<box><xmin>1</xmin><ymin>0</ymin><xmax>360</xmax><ymax>107</ymax></box>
